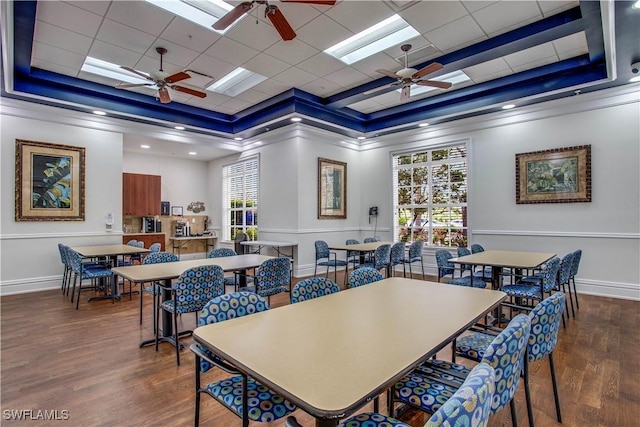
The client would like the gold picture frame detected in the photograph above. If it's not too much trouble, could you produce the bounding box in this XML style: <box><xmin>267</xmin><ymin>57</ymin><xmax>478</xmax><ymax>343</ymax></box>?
<box><xmin>318</xmin><ymin>158</ymin><xmax>347</xmax><ymax>219</ymax></box>
<box><xmin>15</xmin><ymin>139</ymin><xmax>85</xmax><ymax>221</ymax></box>
<box><xmin>516</xmin><ymin>145</ymin><xmax>591</xmax><ymax>204</ymax></box>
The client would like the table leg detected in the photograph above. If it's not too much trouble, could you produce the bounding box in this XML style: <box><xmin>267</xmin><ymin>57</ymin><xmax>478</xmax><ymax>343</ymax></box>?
<box><xmin>88</xmin><ymin>255</ymin><xmax>121</xmax><ymax>303</ymax></box>
<box><xmin>139</xmin><ymin>279</ymin><xmax>188</xmax><ymax>348</ymax></box>
<box><xmin>315</xmin><ymin>419</ymin><xmax>338</xmax><ymax>427</ymax></box>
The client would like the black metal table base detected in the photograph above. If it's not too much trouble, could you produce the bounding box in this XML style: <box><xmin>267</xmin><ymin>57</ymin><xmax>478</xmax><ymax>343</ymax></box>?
<box><xmin>139</xmin><ymin>330</ymin><xmax>192</xmax><ymax>348</ymax></box>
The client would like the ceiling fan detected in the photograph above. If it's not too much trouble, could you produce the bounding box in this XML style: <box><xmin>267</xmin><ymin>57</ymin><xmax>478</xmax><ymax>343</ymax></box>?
<box><xmin>116</xmin><ymin>47</ymin><xmax>207</xmax><ymax>104</ymax></box>
<box><xmin>213</xmin><ymin>0</ymin><xmax>336</xmax><ymax>41</ymax></box>
<box><xmin>376</xmin><ymin>44</ymin><xmax>452</xmax><ymax>102</ymax></box>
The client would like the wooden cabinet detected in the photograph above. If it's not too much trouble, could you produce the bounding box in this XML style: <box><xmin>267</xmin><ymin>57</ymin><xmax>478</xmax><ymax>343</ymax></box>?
<box><xmin>123</xmin><ymin>173</ymin><xmax>161</xmax><ymax>216</ymax></box>
<box><xmin>123</xmin><ymin>234</ymin><xmax>166</xmax><ymax>251</ymax></box>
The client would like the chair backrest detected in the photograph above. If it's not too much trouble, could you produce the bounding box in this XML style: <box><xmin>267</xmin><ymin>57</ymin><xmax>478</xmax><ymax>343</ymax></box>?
<box><xmin>558</xmin><ymin>252</ymin><xmax>574</xmax><ymax>285</ymax></box>
<box><xmin>570</xmin><ymin>249</ymin><xmax>582</xmax><ymax>277</ymax></box>
<box><xmin>291</xmin><ymin>277</ymin><xmax>340</xmax><ymax>303</ymax></box>
<box><xmin>234</xmin><ymin>232</ymin><xmax>248</xmax><ymax>253</ymax></box>
<box><xmin>471</xmin><ymin>244</ymin><xmax>485</xmax><ymax>254</ymax></box>
<box><xmin>346</xmin><ymin>239</ymin><xmax>359</xmax><ymax>245</ymax></box>
<box><xmin>424</xmin><ymin>363</ymin><xmax>496</xmax><ymax>427</ymax></box>
<box><xmin>314</xmin><ymin>240</ymin><xmax>330</xmax><ymax>260</ymax></box>
<box><xmin>480</xmin><ymin>313</ymin><xmax>531</xmax><ymax>414</ymax></box>
<box><xmin>148</xmin><ymin>243</ymin><xmax>161</xmax><ymax>253</ymax></box>
<box><xmin>134</xmin><ymin>241</ymin><xmax>144</xmax><ymax>248</ymax></box>
<box><xmin>143</xmin><ymin>251</ymin><xmax>179</xmax><ymax>264</ymax></box>
<box><xmin>540</xmin><ymin>257</ymin><xmax>561</xmax><ymax>292</ymax></box>
<box><xmin>67</xmin><ymin>248</ymin><xmax>83</xmax><ymax>272</ymax></box>
<box><xmin>197</xmin><ymin>292</ymin><xmax>270</xmax><ymax>372</ymax></box>
<box><xmin>407</xmin><ymin>240</ymin><xmax>424</xmax><ymax>260</ymax></box>
<box><xmin>58</xmin><ymin>243</ymin><xmax>68</xmax><ymax>265</ymax></box>
<box><xmin>528</xmin><ymin>292</ymin><xmax>565</xmax><ymax>362</ymax></box>
<box><xmin>126</xmin><ymin>239</ymin><xmax>138</xmax><ymax>245</ymax></box>
<box><xmin>363</xmin><ymin>237</ymin><xmax>377</xmax><ymax>243</ymax></box>
<box><xmin>435</xmin><ymin>249</ymin><xmax>455</xmax><ymax>279</ymax></box>
<box><xmin>390</xmin><ymin>242</ymin><xmax>406</xmax><ymax>266</ymax></box>
<box><xmin>348</xmin><ymin>267</ymin><xmax>384</xmax><ymax>288</ymax></box>
<box><xmin>208</xmin><ymin>247</ymin><xmax>237</xmax><ymax>258</ymax></box>
<box><xmin>256</xmin><ymin>257</ymin><xmax>291</xmax><ymax>293</ymax></box>
<box><xmin>372</xmin><ymin>244</ymin><xmax>391</xmax><ymax>270</ymax></box>
<box><xmin>173</xmin><ymin>265</ymin><xmax>225</xmax><ymax>311</ymax></box>
<box><xmin>456</xmin><ymin>247</ymin><xmax>471</xmax><ymax>271</ymax></box>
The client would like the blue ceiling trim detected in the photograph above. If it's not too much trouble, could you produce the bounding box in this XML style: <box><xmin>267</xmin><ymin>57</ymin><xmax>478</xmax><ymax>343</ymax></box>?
<box><xmin>12</xmin><ymin>1</ymin><xmax>36</xmax><ymax>75</ymax></box>
<box><xmin>579</xmin><ymin>0</ymin><xmax>605</xmax><ymax>63</ymax></box>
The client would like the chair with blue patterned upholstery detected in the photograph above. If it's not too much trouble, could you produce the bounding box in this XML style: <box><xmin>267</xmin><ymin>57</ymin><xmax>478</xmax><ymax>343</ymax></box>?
<box><xmin>244</xmin><ymin>257</ymin><xmax>291</xmax><ymax>304</ymax></box>
<box><xmin>569</xmin><ymin>249</ymin><xmax>582</xmax><ymax>311</ymax></box>
<box><xmin>435</xmin><ymin>249</ymin><xmax>456</xmax><ymax>282</ymax></box>
<box><xmin>139</xmin><ymin>251</ymin><xmax>180</xmax><ymax>330</ymax></box>
<box><xmin>291</xmin><ymin>277</ymin><xmax>340</xmax><ymax>304</ymax></box>
<box><xmin>207</xmin><ymin>247</ymin><xmax>240</xmax><ymax>289</ymax></box>
<box><xmin>388</xmin><ymin>242</ymin><xmax>406</xmax><ymax>277</ymax></box>
<box><xmin>314</xmin><ymin>240</ymin><xmax>349</xmax><ymax>284</ymax></box>
<box><xmin>58</xmin><ymin>243</ymin><xmax>72</xmax><ymax>295</ymax></box>
<box><xmin>501</xmin><ymin>257</ymin><xmax>562</xmax><ymax>316</ymax></box>
<box><xmin>157</xmin><ymin>264</ymin><xmax>225</xmax><ymax>365</ymax></box>
<box><xmin>454</xmin><ymin>292</ymin><xmax>566</xmax><ymax>425</ymax></box>
<box><xmin>392</xmin><ymin>314</ymin><xmax>531</xmax><ymax>427</ymax></box>
<box><xmin>356</xmin><ymin>244</ymin><xmax>391</xmax><ymax>277</ymax></box>
<box><xmin>402</xmin><ymin>240</ymin><xmax>424</xmax><ymax>279</ymax></box>
<box><xmin>190</xmin><ymin>292</ymin><xmax>296</xmax><ymax>427</ymax></box>
<box><xmin>345</xmin><ymin>239</ymin><xmax>361</xmax><ymax>270</ymax></box>
<box><xmin>67</xmin><ymin>248</ymin><xmax>114</xmax><ymax>310</ymax></box>
<box><xmin>363</xmin><ymin>237</ymin><xmax>377</xmax><ymax>243</ymax></box>
<box><xmin>456</xmin><ymin>246</ymin><xmax>474</xmax><ymax>275</ymax></box>
<box><xmin>348</xmin><ymin>267</ymin><xmax>384</xmax><ymax>289</ymax></box>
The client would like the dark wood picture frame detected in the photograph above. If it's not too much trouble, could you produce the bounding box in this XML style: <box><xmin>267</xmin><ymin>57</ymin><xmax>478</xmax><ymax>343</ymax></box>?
<box><xmin>516</xmin><ymin>145</ymin><xmax>591</xmax><ymax>204</ymax></box>
<box><xmin>318</xmin><ymin>158</ymin><xmax>347</xmax><ymax>219</ymax></box>
<box><xmin>15</xmin><ymin>139</ymin><xmax>85</xmax><ymax>221</ymax></box>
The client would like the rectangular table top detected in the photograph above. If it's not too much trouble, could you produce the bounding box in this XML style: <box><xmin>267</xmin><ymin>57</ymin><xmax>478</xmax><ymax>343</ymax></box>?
<box><xmin>193</xmin><ymin>278</ymin><xmax>506</xmax><ymax>422</ymax></box>
<box><xmin>328</xmin><ymin>241</ymin><xmax>393</xmax><ymax>252</ymax></box>
<box><xmin>70</xmin><ymin>244</ymin><xmax>149</xmax><ymax>257</ymax></box>
<box><xmin>168</xmin><ymin>236</ymin><xmax>216</xmax><ymax>241</ymax></box>
<box><xmin>450</xmin><ymin>250</ymin><xmax>556</xmax><ymax>269</ymax></box>
<box><xmin>111</xmin><ymin>254</ymin><xmax>272</xmax><ymax>282</ymax></box>
<box><xmin>241</xmin><ymin>240</ymin><xmax>297</xmax><ymax>247</ymax></box>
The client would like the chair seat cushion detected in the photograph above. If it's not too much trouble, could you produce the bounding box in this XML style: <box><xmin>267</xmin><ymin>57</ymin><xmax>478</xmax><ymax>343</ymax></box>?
<box><xmin>339</xmin><ymin>412</ymin><xmax>410</xmax><ymax>427</ymax></box>
<box><xmin>501</xmin><ymin>283</ymin><xmax>542</xmax><ymax>299</ymax></box>
<box><xmin>81</xmin><ymin>267</ymin><xmax>112</xmax><ymax>278</ymax></box>
<box><xmin>318</xmin><ymin>260</ymin><xmax>348</xmax><ymax>267</ymax></box>
<box><xmin>143</xmin><ymin>284</ymin><xmax>158</xmax><ymax>295</ymax></box>
<box><xmin>446</xmin><ymin>276</ymin><xmax>487</xmax><ymax>288</ymax></box>
<box><xmin>204</xmin><ymin>375</ymin><xmax>296</xmax><ymax>422</ymax></box>
<box><xmin>161</xmin><ymin>299</ymin><xmax>205</xmax><ymax>314</ymax></box>
<box><xmin>455</xmin><ymin>332</ymin><xmax>495</xmax><ymax>361</ymax></box>
<box><xmin>241</xmin><ymin>285</ymin><xmax>287</xmax><ymax>297</ymax></box>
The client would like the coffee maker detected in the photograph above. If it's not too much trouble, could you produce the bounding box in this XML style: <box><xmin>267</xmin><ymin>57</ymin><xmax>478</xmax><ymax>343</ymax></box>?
<box><xmin>143</xmin><ymin>216</ymin><xmax>161</xmax><ymax>233</ymax></box>
<box><xmin>173</xmin><ymin>220</ymin><xmax>187</xmax><ymax>237</ymax></box>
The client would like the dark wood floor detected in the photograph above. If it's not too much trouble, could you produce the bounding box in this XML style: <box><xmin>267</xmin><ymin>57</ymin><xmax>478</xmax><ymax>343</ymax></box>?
<box><xmin>1</xmin><ymin>271</ymin><xmax>639</xmax><ymax>427</ymax></box>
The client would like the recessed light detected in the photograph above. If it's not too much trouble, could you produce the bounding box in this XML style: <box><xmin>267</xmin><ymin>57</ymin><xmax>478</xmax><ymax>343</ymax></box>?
<box><xmin>188</xmin><ymin>152</ymin><xmax>197</xmax><ymax>156</ymax></box>
<box><xmin>418</xmin><ymin>123</ymin><xmax>429</xmax><ymax>127</ymax></box>
<box><xmin>633</xmin><ymin>1</ymin><xmax>640</xmax><ymax>9</ymax></box>
<box><xmin>140</xmin><ymin>145</ymin><xmax>150</xmax><ymax>149</ymax></box>
<box><xmin>93</xmin><ymin>110</ymin><xmax>107</xmax><ymax>115</ymax></box>
<box><xmin>174</xmin><ymin>126</ymin><xmax>185</xmax><ymax>130</ymax></box>
<box><xmin>207</xmin><ymin>67</ymin><xmax>267</xmax><ymax>96</ymax></box>
<box><xmin>502</xmin><ymin>104</ymin><xmax>516</xmax><ymax>110</ymax></box>
<box><xmin>630</xmin><ymin>75</ymin><xmax>640</xmax><ymax>82</ymax></box>
<box><xmin>291</xmin><ymin>117</ymin><xmax>302</xmax><ymax>122</ymax></box>
<box><xmin>234</xmin><ymin>137</ymin><xmax>243</xmax><ymax>141</ymax></box>
<box><xmin>357</xmin><ymin>136</ymin><xmax>366</xmax><ymax>140</ymax></box>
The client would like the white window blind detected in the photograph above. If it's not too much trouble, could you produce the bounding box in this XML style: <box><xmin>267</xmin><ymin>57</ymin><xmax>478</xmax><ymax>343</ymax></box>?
<box><xmin>223</xmin><ymin>156</ymin><xmax>259</xmax><ymax>241</ymax></box>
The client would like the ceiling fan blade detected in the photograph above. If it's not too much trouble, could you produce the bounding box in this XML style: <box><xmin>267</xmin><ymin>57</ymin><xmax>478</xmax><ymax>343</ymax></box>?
<box><xmin>416</xmin><ymin>80</ymin><xmax>453</xmax><ymax>89</ymax></box>
<box><xmin>376</xmin><ymin>69</ymin><xmax>401</xmax><ymax>80</ymax></box>
<box><xmin>412</xmin><ymin>62</ymin><xmax>444</xmax><ymax>79</ymax></box>
<box><xmin>279</xmin><ymin>0</ymin><xmax>336</xmax><ymax>5</ymax></box>
<box><xmin>165</xmin><ymin>71</ymin><xmax>190</xmax><ymax>84</ymax></box>
<box><xmin>213</xmin><ymin>2</ymin><xmax>253</xmax><ymax>30</ymax></box>
<box><xmin>266</xmin><ymin>5</ymin><xmax>296</xmax><ymax>41</ymax></box>
<box><xmin>120</xmin><ymin>66</ymin><xmax>153</xmax><ymax>81</ymax></box>
<box><xmin>116</xmin><ymin>83</ymin><xmax>154</xmax><ymax>89</ymax></box>
<box><xmin>173</xmin><ymin>85</ymin><xmax>207</xmax><ymax>99</ymax></box>
<box><xmin>158</xmin><ymin>87</ymin><xmax>172</xmax><ymax>104</ymax></box>
<box><xmin>400</xmin><ymin>85</ymin><xmax>411</xmax><ymax>102</ymax></box>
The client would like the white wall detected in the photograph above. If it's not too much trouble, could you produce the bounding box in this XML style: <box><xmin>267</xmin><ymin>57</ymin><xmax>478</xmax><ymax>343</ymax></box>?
<box><xmin>1</xmin><ymin>114</ymin><xmax>123</xmax><ymax>294</ymax></box>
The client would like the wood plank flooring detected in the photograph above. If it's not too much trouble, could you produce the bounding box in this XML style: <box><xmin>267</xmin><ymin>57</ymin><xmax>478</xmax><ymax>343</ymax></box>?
<box><xmin>1</xmin><ymin>272</ymin><xmax>638</xmax><ymax>426</ymax></box>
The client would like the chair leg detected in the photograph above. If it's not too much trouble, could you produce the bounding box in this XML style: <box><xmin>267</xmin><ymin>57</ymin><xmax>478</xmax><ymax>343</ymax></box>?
<box><xmin>523</xmin><ymin>357</ymin><xmax>534</xmax><ymax>427</ymax></box>
<box><xmin>174</xmin><ymin>308</ymin><xmax>180</xmax><ymax>366</ymax></box>
<box><xmin>194</xmin><ymin>354</ymin><xmax>201</xmax><ymax>427</ymax></box>
<box><xmin>509</xmin><ymin>398</ymin><xmax>519</xmax><ymax>427</ymax></box>
<box><xmin>242</xmin><ymin>374</ymin><xmax>249</xmax><ymax>427</ymax></box>
<box><xmin>139</xmin><ymin>283</ymin><xmax>144</xmax><ymax>325</ymax></box>
<box><xmin>571</xmin><ymin>276</ymin><xmax>580</xmax><ymax>309</ymax></box>
<box><xmin>549</xmin><ymin>352</ymin><xmax>562</xmax><ymax>422</ymax></box>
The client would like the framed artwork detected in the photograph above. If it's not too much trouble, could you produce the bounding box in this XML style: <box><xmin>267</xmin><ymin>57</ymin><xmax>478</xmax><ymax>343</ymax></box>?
<box><xmin>171</xmin><ymin>205</ymin><xmax>183</xmax><ymax>216</ymax></box>
<box><xmin>516</xmin><ymin>145</ymin><xmax>591</xmax><ymax>204</ymax></box>
<box><xmin>15</xmin><ymin>139</ymin><xmax>85</xmax><ymax>221</ymax></box>
<box><xmin>318</xmin><ymin>157</ymin><xmax>347</xmax><ymax>219</ymax></box>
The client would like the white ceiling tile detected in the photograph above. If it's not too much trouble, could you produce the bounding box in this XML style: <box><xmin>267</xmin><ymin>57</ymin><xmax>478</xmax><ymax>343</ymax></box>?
<box><xmin>296</xmin><ymin>15</ymin><xmax>352</xmax><ymax>51</ymax></box>
<box><xmin>538</xmin><ymin>1</ymin><xmax>579</xmax><ymax>17</ymax></box>
<box><xmin>106</xmin><ymin>1</ymin><xmax>174</xmax><ymax>37</ymax></box>
<box><xmin>400</xmin><ymin>1</ymin><xmax>468</xmax><ymax>33</ymax></box>
<box><xmin>472</xmin><ymin>1</ymin><xmax>542</xmax><ymax>37</ymax></box>
<box><xmin>34</xmin><ymin>20</ymin><xmax>93</xmax><ymax>55</ymax></box>
<box><xmin>146</xmin><ymin>40</ymin><xmax>201</xmax><ymax>68</ymax></box>
<box><xmin>323</xmin><ymin>67</ymin><xmax>370</xmax><ymax>88</ymax></box>
<box><xmin>552</xmin><ymin>32</ymin><xmax>588</xmax><ymax>57</ymax></box>
<box><xmin>32</xmin><ymin>41</ymin><xmax>85</xmax><ymax>70</ymax></box>
<box><xmin>205</xmin><ymin>37</ymin><xmax>259</xmax><ymax>67</ymax></box>
<box><xmin>504</xmin><ymin>42</ymin><xmax>557</xmax><ymax>67</ymax></box>
<box><xmin>271</xmin><ymin>67</ymin><xmax>317</xmax><ymax>87</ymax></box>
<box><xmin>214</xmin><ymin>106</ymin><xmax>238</xmax><ymax>115</ymax></box>
<box><xmin>264</xmin><ymin>39</ymin><xmax>320</xmax><ymax>66</ymax></box>
<box><xmin>324</xmin><ymin>1</ymin><xmax>395</xmax><ymax>34</ymax></box>
<box><xmin>242</xmin><ymin>53</ymin><xmax>290</xmax><ymax>78</ymax></box>
<box><xmin>251</xmin><ymin>79</ymin><xmax>292</xmax><ymax>96</ymax></box>
<box><xmin>463</xmin><ymin>58</ymin><xmax>511</xmax><ymax>81</ymax></box>
<box><xmin>31</xmin><ymin>59</ymin><xmax>78</xmax><ymax>77</ymax></box>
<box><xmin>185</xmin><ymin>55</ymin><xmax>236</xmax><ymax>86</ymax></box>
<box><xmin>220</xmin><ymin>97</ymin><xmax>253</xmax><ymax>113</ymax></box>
<box><xmin>197</xmin><ymin>91</ymin><xmax>233</xmax><ymax>107</ymax></box>
<box><xmin>96</xmin><ymin>19</ymin><xmax>157</xmax><ymax>55</ymax></box>
<box><xmin>78</xmin><ymin>70</ymin><xmax>125</xmax><ymax>87</ymax></box>
<box><xmin>470</xmin><ymin>68</ymin><xmax>512</xmax><ymax>83</ymax></box>
<box><xmin>351</xmin><ymin>52</ymin><xmax>404</xmax><ymax>79</ymax></box>
<box><xmin>300</xmin><ymin>78</ymin><xmax>345</xmax><ymax>97</ymax></box>
<box><xmin>511</xmin><ymin>55</ymin><xmax>558</xmax><ymax>73</ymax></box>
<box><xmin>234</xmin><ymin>89</ymin><xmax>272</xmax><ymax>104</ymax></box>
<box><xmin>271</xmin><ymin>2</ymin><xmax>325</xmax><ymax>30</ymax></box>
<box><xmin>460</xmin><ymin>1</ymin><xmax>499</xmax><ymax>13</ymax></box>
<box><xmin>64</xmin><ymin>1</ymin><xmax>111</xmax><ymax>16</ymax></box>
<box><xmin>158</xmin><ymin>18</ymin><xmax>220</xmax><ymax>53</ymax></box>
<box><xmin>36</xmin><ymin>1</ymin><xmax>103</xmax><ymax>38</ymax></box>
<box><xmin>88</xmin><ymin>40</ymin><xmax>144</xmax><ymax>69</ymax></box>
<box><xmin>297</xmin><ymin>53</ymin><xmax>346</xmax><ymax>77</ymax></box>
<box><xmin>135</xmin><ymin>54</ymin><xmax>183</xmax><ymax>77</ymax></box>
<box><xmin>425</xmin><ymin>16</ymin><xmax>487</xmax><ymax>53</ymax></box>
<box><xmin>223</xmin><ymin>18</ymin><xmax>281</xmax><ymax>52</ymax></box>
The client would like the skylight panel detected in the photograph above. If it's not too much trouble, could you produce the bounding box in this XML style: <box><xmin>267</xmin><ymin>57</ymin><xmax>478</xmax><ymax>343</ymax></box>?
<box><xmin>325</xmin><ymin>15</ymin><xmax>420</xmax><ymax>65</ymax></box>
<box><xmin>143</xmin><ymin>0</ymin><xmax>237</xmax><ymax>33</ymax></box>
<box><xmin>207</xmin><ymin>68</ymin><xmax>267</xmax><ymax>97</ymax></box>
<box><xmin>81</xmin><ymin>57</ymin><xmax>147</xmax><ymax>85</ymax></box>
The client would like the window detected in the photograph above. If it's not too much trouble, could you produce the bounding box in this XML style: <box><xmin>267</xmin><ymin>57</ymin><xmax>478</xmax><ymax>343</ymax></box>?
<box><xmin>223</xmin><ymin>156</ymin><xmax>258</xmax><ymax>241</ymax></box>
<box><xmin>392</xmin><ymin>144</ymin><xmax>468</xmax><ymax>247</ymax></box>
